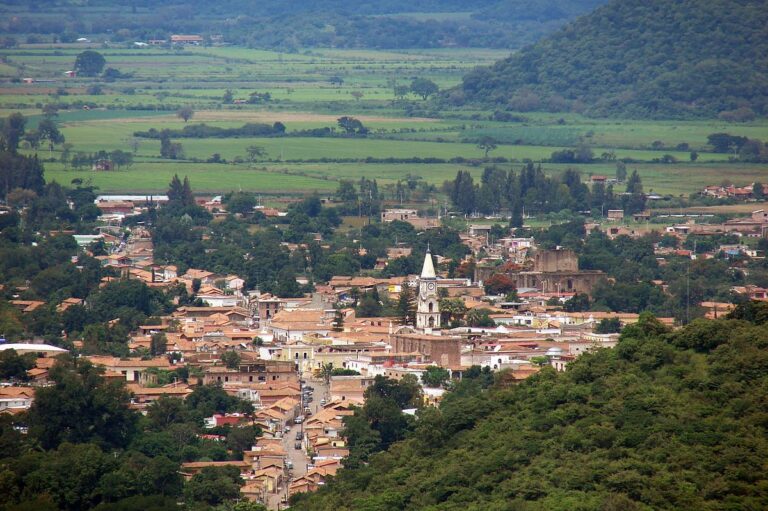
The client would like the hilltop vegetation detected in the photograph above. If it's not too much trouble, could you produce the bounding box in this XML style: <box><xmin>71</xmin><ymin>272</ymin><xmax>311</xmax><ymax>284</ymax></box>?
<box><xmin>0</xmin><ymin>0</ymin><xmax>605</xmax><ymax>50</ymax></box>
<box><xmin>456</xmin><ymin>0</ymin><xmax>768</xmax><ymax>118</ymax></box>
<box><xmin>291</xmin><ymin>308</ymin><xmax>768</xmax><ymax>510</ymax></box>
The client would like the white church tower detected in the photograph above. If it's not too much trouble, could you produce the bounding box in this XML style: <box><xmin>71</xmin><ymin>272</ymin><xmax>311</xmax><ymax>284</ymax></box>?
<box><xmin>416</xmin><ymin>247</ymin><xmax>441</xmax><ymax>330</ymax></box>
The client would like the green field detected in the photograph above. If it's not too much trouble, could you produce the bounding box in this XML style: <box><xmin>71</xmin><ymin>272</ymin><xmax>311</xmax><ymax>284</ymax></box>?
<box><xmin>1</xmin><ymin>45</ymin><xmax>766</xmax><ymax>196</ymax></box>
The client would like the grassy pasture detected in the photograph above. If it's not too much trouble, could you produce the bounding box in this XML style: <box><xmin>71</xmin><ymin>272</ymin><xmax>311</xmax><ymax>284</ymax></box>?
<box><xmin>1</xmin><ymin>45</ymin><xmax>765</xmax><ymax>197</ymax></box>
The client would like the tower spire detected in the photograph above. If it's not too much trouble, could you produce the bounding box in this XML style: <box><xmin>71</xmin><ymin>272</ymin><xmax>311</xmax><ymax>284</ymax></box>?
<box><xmin>420</xmin><ymin>247</ymin><xmax>436</xmax><ymax>279</ymax></box>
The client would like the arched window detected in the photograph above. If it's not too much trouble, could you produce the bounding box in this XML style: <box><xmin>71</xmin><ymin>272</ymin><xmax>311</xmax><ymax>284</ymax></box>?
<box><xmin>428</xmin><ymin>316</ymin><xmax>435</xmax><ymax>328</ymax></box>
<box><xmin>428</xmin><ymin>302</ymin><xmax>434</xmax><ymax>313</ymax></box>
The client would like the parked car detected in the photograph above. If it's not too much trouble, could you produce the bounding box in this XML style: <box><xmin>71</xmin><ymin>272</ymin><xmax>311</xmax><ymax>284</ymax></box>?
<box><xmin>294</xmin><ymin>415</ymin><xmax>304</xmax><ymax>424</ymax></box>
<box><xmin>295</xmin><ymin>431</ymin><xmax>303</xmax><ymax>440</ymax></box>
<box><xmin>320</xmin><ymin>398</ymin><xmax>326</xmax><ymax>406</ymax></box>
<box><xmin>284</xmin><ymin>425</ymin><xmax>291</xmax><ymax>433</ymax></box>
<box><xmin>294</xmin><ymin>442</ymin><xmax>302</xmax><ymax>450</ymax></box>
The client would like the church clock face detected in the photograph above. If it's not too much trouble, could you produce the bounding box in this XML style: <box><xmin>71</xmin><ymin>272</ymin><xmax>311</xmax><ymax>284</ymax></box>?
<box><xmin>427</xmin><ymin>282</ymin><xmax>436</xmax><ymax>291</ymax></box>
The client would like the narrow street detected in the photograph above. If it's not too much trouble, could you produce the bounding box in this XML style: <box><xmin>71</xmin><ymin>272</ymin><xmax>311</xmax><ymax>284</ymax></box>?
<box><xmin>266</xmin><ymin>375</ymin><xmax>330</xmax><ymax>510</ymax></box>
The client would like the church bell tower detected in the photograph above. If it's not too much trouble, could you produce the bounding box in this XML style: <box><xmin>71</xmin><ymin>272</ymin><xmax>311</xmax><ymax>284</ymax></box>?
<box><xmin>416</xmin><ymin>247</ymin><xmax>441</xmax><ymax>330</ymax></box>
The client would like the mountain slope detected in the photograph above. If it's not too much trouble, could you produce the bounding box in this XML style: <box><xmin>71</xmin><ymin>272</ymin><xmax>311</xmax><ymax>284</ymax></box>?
<box><xmin>291</xmin><ymin>310</ymin><xmax>768</xmax><ymax>510</ymax></box>
<box><xmin>456</xmin><ymin>0</ymin><xmax>768</xmax><ymax>117</ymax></box>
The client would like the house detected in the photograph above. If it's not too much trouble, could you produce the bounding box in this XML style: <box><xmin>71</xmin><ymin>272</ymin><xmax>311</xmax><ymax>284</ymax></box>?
<box><xmin>329</xmin><ymin>376</ymin><xmax>375</xmax><ymax>403</ymax></box>
<box><xmin>85</xmin><ymin>356</ymin><xmax>173</xmax><ymax>383</ymax></box>
<box><xmin>170</xmin><ymin>34</ymin><xmax>204</xmax><ymax>45</ymax></box>
<box><xmin>180</xmin><ymin>461</ymin><xmax>249</xmax><ymax>480</ymax></box>
<box><xmin>126</xmin><ymin>383</ymin><xmax>193</xmax><ymax>407</ymax></box>
<box><xmin>381</xmin><ymin>208</ymin><xmax>418</xmax><ymax>223</ymax></box>
<box><xmin>632</xmin><ymin>210</ymin><xmax>651</xmax><ymax>222</ymax></box>
<box><xmin>182</xmin><ymin>268</ymin><xmax>217</xmax><ymax>285</ymax></box>
<box><xmin>56</xmin><ymin>297</ymin><xmax>84</xmax><ymax>313</ymax></box>
<box><xmin>9</xmin><ymin>300</ymin><xmax>45</xmax><ymax>313</ymax></box>
<box><xmin>202</xmin><ymin>359</ymin><xmax>297</xmax><ymax>386</ymax></box>
<box><xmin>268</xmin><ymin>309</ymin><xmax>332</xmax><ymax>342</ymax></box>
<box><xmin>607</xmin><ymin>209</ymin><xmax>624</xmax><ymax>221</ymax></box>
<box><xmin>92</xmin><ymin>159</ymin><xmax>114</xmax><ymax>171</ymax></box>
<box><xmin>0</xmin><ymin>387</ymin><xmax>35</xmax><ymax>412</ymax></box>
<box><xmin>469</xmin><ymin>224</ymin><xmax>493</xmax><ymax>237</ymax></box>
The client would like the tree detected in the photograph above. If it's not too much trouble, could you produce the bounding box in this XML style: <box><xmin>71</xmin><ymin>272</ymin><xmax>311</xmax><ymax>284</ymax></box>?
<box><xmin>221</xmin><ymin>351</ymin><xmax>241</xmax><ymax>369</ymax></box>
<box><xmin>439</xmin><ymin>297</ymin><xmax>467</xmax><ymax>327</ymax></box>
<box><xmin>166</xmin><ymin>174</ymin><xmax>194</xmax><ymax>207</ymax></box>
<box><xmin>225</xmin><ymin>191</ymin><xmax>257</xmax><ymax>214</ymax></box>
<box><xmin>484</xmin><ymin>274</ymin><xmax>516</xmax><ymax>295</ymax></box>
<box><xmin>150</xmin><ymin>333</ymin><xmax>166</xmax><ymax>356</ymax></box>
<box><xmin>707</xmin><ymin>133</ymin><xmax>748</xmax><ymax>153</ymax></box>
<box><xmin>421</xmin><ymin>366</ymin><xmax>450</xmax><ymax>388</ymax></box>
<box><xmin>449</xmin><ymin>170</ymin><xmax>476</xmax><ymax>214</ymax></box>
<box><xmin>74</xmin><ymin>50</ymin><xmax>106</xmax><ymax>76</ymax></box>
<box><xmin>27</xmin><ymin>358</ymin><xmax>138</xmax><ymax>449</ymax></box>
<box><xmin>0</xmin><ymin>112</ymin><xmax>26</xmax><ymax>152</ymax></box>
<box><xmin>176</xmin><ymin>107</ymin><xmax>194</xmax><ymax>123</ymax></box>
<box><xmin>477</xmin><ymin>136</ymin><xmax>498</xmax><ymax>158</ymax></box>
<box><xmin>615</xmin><ymin>161</ymin><xmax>627</xmax><ymax>182</ymax></box>
<box><xmin>42</xmin><ymin>104</ymin><xmax>59</xmax><ymax>118</ymax></box>
<box><xmin>564</xmin><ymin>292</ymin><xmax>591</xmax><ymax>312</ymax></box>
<box><xmin>753</xmin><ymin>182</ymin><xmax>764</xmax><ymax>199</ymax></box>
<box><xmin>335</xmin><ymin>180</ymin><xmax>357</xmax><ymax>202</ymax></box>
<box><xmin>22</xmin><ymin>442</ymin><xmax>116</xmax><ymax>511</ymax></box>
<box><xmin>333</xmin><ymin>308</ymin><xmax>344</xmax><ymax>332</ymax></box>
<box><xmin>393</xmin><ymin>85</ymin><xmax>410</xmax><ymax>100</ymax></box>
<box><xmin>245</xmin><ymin>145</ymin><xmax>266</xmax><ymax>162</ymax></box>
<box><xmin>395</xmin><ymin>285</ymin><xmax>416</xmax><ymax>326</ymax></box>
<box><xmin>465</xmin><ymin>308</ymin><xmax>495</xmax><ymax>327</ymax></box>
<box><xmin>690</xmin><ymin>150</ymin><xmax>699</xmax><ymax>162</ymax></box>
<box><xmin>595</xmin><ymin>317</ymin><xmax>622</xmax><ymax>333</ymax></box>
<box><xmin>36</xmin><ymin>118</ymin><xmax>65</xmax><ymax>152</ymax></box>
<box><xmin>0</xmin><ymin>348</ymin><xmax>35</xmax><ymax>380</ymax></box>
<box><xmin>319</xmin><ymin>362</ymin><xmax>334</xmax><ymax>386</ymax></box>
<box><xmin>183</xmin><ymin>466</ymin><xmax>243</xmax><ymax>506</ymax></box>
<box><xmin>350</xmin><ymin>91</ymin><xmax>364</xmax><ymax>101</ymax></box>
<box><xmin>159</xmin><ymin>130</ymin><xmax>183</xmax><ymax>160</ymax></box>
<box><xmin>337</xmin><ymin>116</ymin><xmax>368</xmax><ymax>135</ymax></box>
<box><xmin>410</xmin><ymin>78</ymin><xmax>439</xmax><ymax>100</ymax></box>
<box><xmin>222</xmin><ymin>89</ymin><xmax>234</xmax><ymax>104</ymax></box>
<box><xmin>226</xmin><ymin>425</ymin><xmax>261</xmax><ymax>454</ymax></box>
<box><xmin>329</xmin><ymin>76</ymin><xmax>344</xmax><ymax>87</ymax></box>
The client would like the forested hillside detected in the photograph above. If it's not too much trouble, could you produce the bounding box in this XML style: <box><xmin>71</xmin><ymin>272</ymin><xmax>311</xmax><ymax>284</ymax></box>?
<box><xmin>291</xmin><ymin>307</ymin><xmax>768</xmax><ymax>510</ymax></box>
<box><xmin>455</xmin><ymin>0</ymin><xmax>768</xmax><ymax>118</ymax></box>
<box><xmin>0</xmin><ymin>0</ymin><xmax>605</xmax><ymax>50</ymax></box>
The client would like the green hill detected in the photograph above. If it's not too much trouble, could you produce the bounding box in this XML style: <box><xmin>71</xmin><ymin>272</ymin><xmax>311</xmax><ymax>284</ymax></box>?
<box><xmin>291</xmin><ymin>307</ymin><xmax>768</xmax><ymax>510</ymax></box>
<box><xmin>455</xmin><ymin>0</ymin><xmax>768</xmax><ymax>118</ymax></box>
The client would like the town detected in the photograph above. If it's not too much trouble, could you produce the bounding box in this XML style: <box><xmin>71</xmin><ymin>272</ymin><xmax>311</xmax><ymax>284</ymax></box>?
<box><xmin>2</xmin><ymin>176</ymin><xmax>768</xmax><ymax>508</ymax></box>
<box><xmin>1</xmin><ymin>0</ymin><xmax>767</xmax><ymax>509</ymax></box>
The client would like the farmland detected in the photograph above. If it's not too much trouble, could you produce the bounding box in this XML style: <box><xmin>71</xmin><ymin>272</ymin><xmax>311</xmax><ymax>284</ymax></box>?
<box><xmin>1</xmin><ymin>44</ymin><xmax>766</xmax><ymax>195</ymax></box>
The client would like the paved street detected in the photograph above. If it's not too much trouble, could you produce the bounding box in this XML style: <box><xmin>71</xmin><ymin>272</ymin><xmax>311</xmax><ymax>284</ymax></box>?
<box><xmin>266</xmin><ymin>375</ymin><xmax>330</xmax><ymax>510</ymax></box>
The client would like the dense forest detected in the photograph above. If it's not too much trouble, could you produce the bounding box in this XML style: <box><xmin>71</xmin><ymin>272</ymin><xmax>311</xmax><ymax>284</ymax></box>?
<box><xmin>0</xmin><ymin>0</ymin><xmax>605</xmax><ymax>50</ymax></box>
<box><xmin>291</xmin><ymin>306</ymin><xmax>768</xmax><ymax>510</ymax></box>
<box><xmin>455</xmin><ymin>0</ymin><xmax>768</xmax><ymax>118</ymax></box>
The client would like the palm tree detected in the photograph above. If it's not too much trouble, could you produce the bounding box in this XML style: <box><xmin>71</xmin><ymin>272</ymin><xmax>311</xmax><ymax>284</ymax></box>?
<box><xmin>319</xmin><ymin>363</ymin><xmax>334</xmax><ymax>386</ymax></box>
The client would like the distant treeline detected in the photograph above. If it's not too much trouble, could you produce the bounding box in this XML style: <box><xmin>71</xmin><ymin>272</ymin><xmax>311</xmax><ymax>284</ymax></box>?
<box><xmin>2</xmin><ymin>0</ymin><xmax>606</xmax><ymax>50</ymax></box>
<box><xmin>134</xmin><ymin>123</ymin><xmax>286</xmax><ymax>139</ymax></box>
